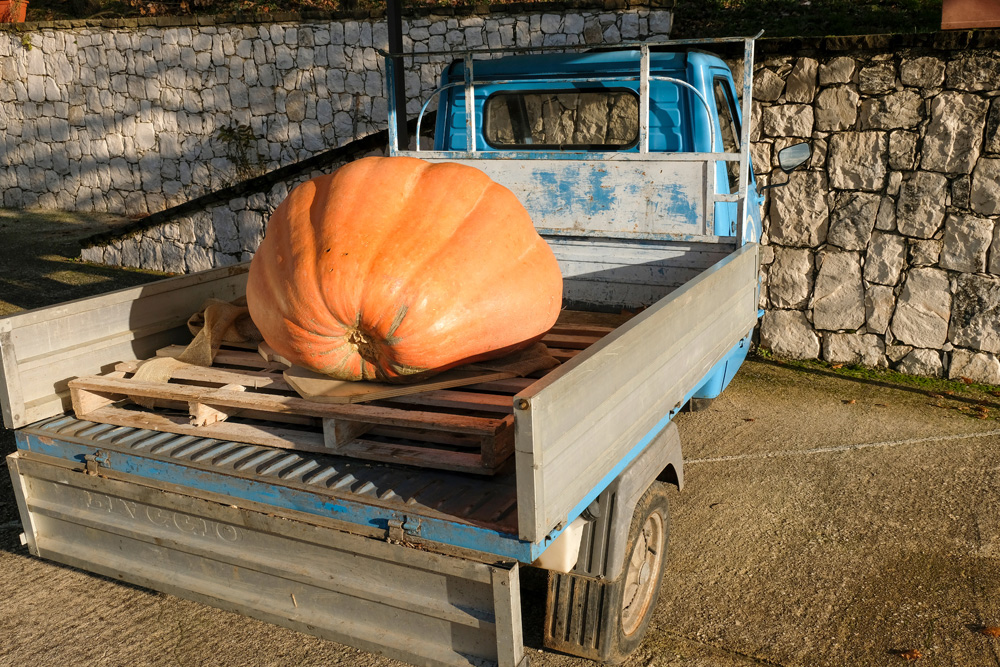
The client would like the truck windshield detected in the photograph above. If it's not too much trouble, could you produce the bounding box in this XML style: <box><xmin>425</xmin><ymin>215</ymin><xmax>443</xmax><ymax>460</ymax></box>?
<box><xmin>483</xmin><ymin>89</ymin><xmax>639</xmax><ymax>149</ymax></box>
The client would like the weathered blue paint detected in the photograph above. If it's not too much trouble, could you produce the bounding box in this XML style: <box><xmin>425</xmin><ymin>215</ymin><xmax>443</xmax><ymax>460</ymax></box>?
<box><xmin>522</xmin><ymin>165</ymin><xmax>701</xmax><ymax>229</ymax></box>
<box><xmin>15</xmin><ymin>429</ymin><xmax>551</xmax><ymax>562</ymax></box>
<box><xmin>660</xmin><ymin>182</ymin><xmax>700</xmax><ymax>227</ymax></box>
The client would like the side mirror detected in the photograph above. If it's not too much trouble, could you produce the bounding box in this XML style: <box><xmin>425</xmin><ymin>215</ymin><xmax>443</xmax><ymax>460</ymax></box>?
<box><xmin>760</xmin><ymin>142</ymin><xmax>812</xmax><ymax>191</ymax></box>
<box><xmin>777</xmin><ymin>142</ymin><xmax>812</xmax><ymax>172</ymax></box>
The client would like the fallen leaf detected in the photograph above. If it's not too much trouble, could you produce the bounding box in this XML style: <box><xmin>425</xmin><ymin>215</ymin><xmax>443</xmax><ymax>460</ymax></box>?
<box><xmin>831</xmin><ymin>363</ymin><xmax>844</xmax><ymax>369</ymax></box>
<box><xmin>898</xmin><ymin>649</ymin><xmax>923</xmax><ymax>661</ymax></box>
<box><xmin>944</xmin><ymin>391</ymin><xmax>955</xmax><ymax>396</ymax></box>
<box><xmin>844</xmin><ymin>399</ymin><xmax>857</xmax><ymax>405</ymax></box>
<box><xmin>931</xmin><ymin>394</ymin><xmax>945</xmax><ymax>400</ymax></box>
<box><xmin>981</xmin><ymin>626</ymin><xmax>1000</xmax><ymax>637</ymax></box>
<box><xmin>961</xmin><ymin>376</ymin><xmax>975</xmax><ymax>384</ymax></box>
<box><xmin>743</xmin><ymin>418</ymin><xmax>756</xmax><ymax>422</ymax></box>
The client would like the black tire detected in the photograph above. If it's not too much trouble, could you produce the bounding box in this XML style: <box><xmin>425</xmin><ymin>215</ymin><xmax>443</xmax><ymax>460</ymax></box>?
<box><xmin>544</xmin><ymin>482</ymin><xmax>671</xmax><ymax>665</ymax></box>
<box><xmin>604</xmin><ymin>482</ymin><xmax>671</xmax><ymax>663</ymax></box>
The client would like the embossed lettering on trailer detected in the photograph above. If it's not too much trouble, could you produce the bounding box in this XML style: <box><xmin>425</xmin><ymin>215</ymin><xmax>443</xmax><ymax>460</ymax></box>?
<box><xmin>84</xmin><ymin>491</ymin><xmax>241</xmax><ymax>542</ymax></box>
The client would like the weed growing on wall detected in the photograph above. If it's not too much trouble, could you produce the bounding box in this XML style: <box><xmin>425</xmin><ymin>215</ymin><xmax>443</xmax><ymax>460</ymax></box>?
<box><xmin>215</xmin><ymin>123</ymin><xmax>263</xmax><ymax>185</ymax></box>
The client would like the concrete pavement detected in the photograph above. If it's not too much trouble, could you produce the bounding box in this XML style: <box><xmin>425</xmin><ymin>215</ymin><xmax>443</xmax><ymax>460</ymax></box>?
<box><xmin>1</xmin><ymin>357</ymin><xmax>999</xmax><ymax>666</ymax></box>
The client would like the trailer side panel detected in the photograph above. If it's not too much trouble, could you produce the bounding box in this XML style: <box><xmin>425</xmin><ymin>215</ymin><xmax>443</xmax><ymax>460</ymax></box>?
<box><xmin>514</xmin><ymin>243</ymin><xmax>758</xmax><ymax>542</ymax></box>
<box><xmin>8</xmin><ymin>451</ymin><xmax>526</xmax><ymax>667</ymax></box>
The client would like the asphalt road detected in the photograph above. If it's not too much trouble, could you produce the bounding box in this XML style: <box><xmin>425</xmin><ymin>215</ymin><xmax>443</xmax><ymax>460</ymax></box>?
<box><xmin>2</xmin><ymin>356</ymin><xmax>999</xmax><ymax>667</ymax></box>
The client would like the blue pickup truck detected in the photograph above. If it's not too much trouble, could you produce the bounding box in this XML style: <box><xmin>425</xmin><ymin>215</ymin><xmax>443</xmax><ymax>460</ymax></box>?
<box><xmin>4</xmin><ymin>35</ymin><xmax>808</xmax><ymax>667</ymax></box>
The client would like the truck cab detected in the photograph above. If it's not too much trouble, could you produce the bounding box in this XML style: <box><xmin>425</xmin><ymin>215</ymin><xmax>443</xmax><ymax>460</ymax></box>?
<box><xmin>431</xmin><ymin>49</ymin><xmax>766</xmax><ymax>242</ymax></box>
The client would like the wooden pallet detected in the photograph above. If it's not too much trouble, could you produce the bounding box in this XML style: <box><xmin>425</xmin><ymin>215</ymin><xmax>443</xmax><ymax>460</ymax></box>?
<box><xmin>67</xmin><ymin>317</ymin><xmax>615</xmax><ymax>475</ymax></box>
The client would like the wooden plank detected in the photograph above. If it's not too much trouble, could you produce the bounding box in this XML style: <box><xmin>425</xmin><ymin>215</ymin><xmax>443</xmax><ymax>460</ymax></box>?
<box><xmin>322</xmin><ymin>418</ymin><xmax>374</xmax><ymax>449</ymax></box>
<box><xmin>545</xmin><ymin>324</ymin><xmax>615</xmax><ymax>337</ymax></box>
<box><xmin>190</xmin><ymin>383</ymin><xmax>245</xmax><ymax>426</ymax></box>
<box><xmin>462</xmin><ymin>378</ymin><xmax>536</xmax><ymax>394</ymax></box>
<box><xmin>115</xmin><ymin>360</ymin><xmax>291</xmax><ymax>392</ymax></box>
<box><xmin>366</xmin><ymin>426</ymin><xmax>484</xmax><ymax>449</ymax></box>
<box><xmin>283</xmin><ymin>365</ymin><xmax>518</xmax><ymax>405</ymax></box>
<box><xmin>332</xmin><ymin>439</ymin><xmax>492</xmax><ymax>475</ymax></box>
<box><xmin>69</xmin><ymin>375</ymin><xmax>506</xmax><ymax>436</ymax></box>
<box><xmin>0</xmin><ymin>264</ymin><xmax>250</xmax><ymax>429</ymax></box>
<box><xmin>481</xmin><ymin>416</ymin><xmax>515</xmax><ymax>470</ymax></box>
<box><xmin>555</xmin><ymin>310</ymin><xmax>633</xmax><ymax>329</ymax></box>
<box><xmin>380</xmin><ymin>390</ymin><xmax>513</xmax><ymax>414</ymax></box>
<box><xmin>540</xmin><ymin>334</ymin><xmax>601</xmax><ymax>350</ymax></box>
<box><xmin>258</xmin><ymin>342</ymin><xmax>292</xmax><ymax>367</ymax></box>
<box><xmin>514</xmin><ymin>243</ymin><xmax>760</xmax><ymax>542</ymax></box>
<box><xmin>139</xmin><ymin>395</ymin><xmax>318</xmax><ymax>428</ymax></box>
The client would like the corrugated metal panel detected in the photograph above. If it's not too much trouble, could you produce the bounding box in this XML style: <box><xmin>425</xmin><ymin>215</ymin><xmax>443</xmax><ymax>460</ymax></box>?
<box><xmin>21</xmin><ymin>415</ymin><xmax>520</xmax><ymax>536</ymax></box>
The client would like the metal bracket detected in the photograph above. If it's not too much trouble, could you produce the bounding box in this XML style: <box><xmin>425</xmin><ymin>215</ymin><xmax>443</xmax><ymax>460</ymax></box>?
<box><xmin>83</xmin><ymin>450</ymin><xmax>109</xmax><ymax>476</ymax></box>
<box><xmin>387</xmin><ymin>517</ymin><xmax>422</xmax><ymax>542</ymax></box>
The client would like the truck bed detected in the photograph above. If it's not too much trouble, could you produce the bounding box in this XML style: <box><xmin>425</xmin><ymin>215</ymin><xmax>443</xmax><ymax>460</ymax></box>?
<box><xmin>4</xmin><ymin>238</ymin><xmax>758</xmax><ymax>561</ymax></box>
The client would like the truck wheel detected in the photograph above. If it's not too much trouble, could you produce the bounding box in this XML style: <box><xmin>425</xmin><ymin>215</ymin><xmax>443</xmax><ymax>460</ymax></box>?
<box><xmin>605</xmin><ymin>482</ymin><xmax>670</xmax><ymax>663</ymax></box>
<box><xmin>544</xmin><ymin>483</ymin><xmax>670</xmax><ymax>665</ymax></box>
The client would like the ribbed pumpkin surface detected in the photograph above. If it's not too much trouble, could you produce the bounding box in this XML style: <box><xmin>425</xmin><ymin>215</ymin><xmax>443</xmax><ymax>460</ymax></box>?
<box><xmin>246</xmin><ymin>156</ymin><xmax>563</xmax><ymax>381</ymax></box>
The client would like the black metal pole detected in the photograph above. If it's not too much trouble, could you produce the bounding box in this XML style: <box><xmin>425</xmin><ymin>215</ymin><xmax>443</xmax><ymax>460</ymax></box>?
<box><xmin>386</xmin><ymin>0</ymin><xmax>409</xmax><ymax>149</ymax></box>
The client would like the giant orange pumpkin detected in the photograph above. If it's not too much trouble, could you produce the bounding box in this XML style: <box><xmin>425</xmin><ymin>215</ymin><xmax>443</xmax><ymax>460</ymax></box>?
<box><xmin>246</xmin><ymin>156</ymin><xmax>563</xmax><ymax>381</ymax></box>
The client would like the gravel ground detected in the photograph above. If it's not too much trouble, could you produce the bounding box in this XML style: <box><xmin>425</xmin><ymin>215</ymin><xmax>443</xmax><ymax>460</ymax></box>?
<box><xmin>0</xmin><ymin>211</ymin><xmax>998</xmax><ymax>666</ymax></box>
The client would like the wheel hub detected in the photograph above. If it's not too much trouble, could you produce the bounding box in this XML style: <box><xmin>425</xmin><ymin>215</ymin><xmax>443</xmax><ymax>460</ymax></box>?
<box><xmin>620</xmin><ymin>512</ymin><xmax>665</xmax><ymax>637</ymax></box>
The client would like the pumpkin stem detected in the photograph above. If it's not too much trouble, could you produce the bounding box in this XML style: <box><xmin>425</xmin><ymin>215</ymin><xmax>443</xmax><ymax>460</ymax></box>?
<box><xmin>347</xmin><ymin>327</ymin><xmax>381</xmax><ymax>366</ymax></box>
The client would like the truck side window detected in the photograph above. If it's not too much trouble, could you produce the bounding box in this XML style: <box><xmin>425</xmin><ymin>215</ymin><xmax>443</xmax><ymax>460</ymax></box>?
<box><xmin>713</xmin><ymin>78</ymin><xmax>741</xmax><ymax>193</ymax></box>
<box><xmin>484</xmin><ymin>90</ymin><xmax>639</xmax><ymax>149</ymax></box>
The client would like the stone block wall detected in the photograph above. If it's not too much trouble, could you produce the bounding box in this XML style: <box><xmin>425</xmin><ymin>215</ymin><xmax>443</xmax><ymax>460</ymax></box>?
<box><xmin>754</xmin><ymin>32</ymin><xmax>1000</xmax><ymax>385</ymax></box>
<box><xmin>0</xmin><ymin>4</ymin><xmax>672</xmax><ymax>216</ymax></box>
<box><xmin>84</xmin><ymin>161</ymin><xmax>352</xmax><ymax>272</ymax></box>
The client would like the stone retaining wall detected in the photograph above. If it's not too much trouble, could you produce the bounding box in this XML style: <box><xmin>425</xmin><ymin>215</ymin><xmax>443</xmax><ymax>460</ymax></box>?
<box><xmin>0</xmin><ymin>4</ymin><xmax>673</xmax><ymax>215</ymax></box>
<box><xmin>71</xmin><ymin>28</ymin><xmax>1000</xmax><ymax>386</ymax></box>
<box><xmin>753</xmin><ymin>32</ymin><xmax>1000</xmax><ymax>384</ymax></box>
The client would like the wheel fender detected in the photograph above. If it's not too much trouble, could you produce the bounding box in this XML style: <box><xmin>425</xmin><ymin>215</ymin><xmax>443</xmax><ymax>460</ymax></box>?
<box><xmin>570</xmin><ymin>421</ymin><xmax>682</xmax><ymax>582</ymax></box>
